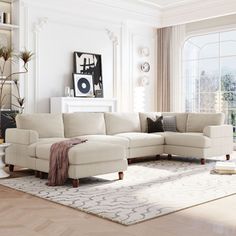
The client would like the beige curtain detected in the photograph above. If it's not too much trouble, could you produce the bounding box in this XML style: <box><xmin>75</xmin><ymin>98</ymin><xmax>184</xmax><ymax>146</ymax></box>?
<box><xmin>156</xmin><ymin>25</ymin><xmax>186</xmax><ymax>112</ymax></box>
<box><xmin>170</xmin><ymin>25</ymin><xmax>186</xmax><ymax>112</ymax></box>
<box><xmin>156</xmin><ymin>27</ymin><xmax>172</xmax><ymax>112</ymax></box>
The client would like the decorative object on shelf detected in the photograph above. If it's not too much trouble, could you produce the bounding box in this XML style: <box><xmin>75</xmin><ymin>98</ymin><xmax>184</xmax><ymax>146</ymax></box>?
<box><xmin>139</xmin><ymin>47</ymin><xmax>150</xmax><ymax>57</ymax></box>
<box><xmin>74</xmin><ymin>52</ymin><xmax>103</xmax><ymax>98</ymax></box>
<box><xmin>3</xmin><ymin>12</ymin><xmax>10</xmax><ymax>24</ymax></box>
<box><xmin>0</xmin><ymin>142</ymin><xmax>10</xmax><ymax>178</ymax></box>
<box><xmin>95</xmin><ymin>89</ymin><xmax>103</xmax><ymax>98</ymax></box>
<box><xmin>0</xmin><ymin>46</ymin><xmax>33</xmax><ymax>140</ymax></box>
<box><xmin>73</xmin><ymin>73</ymin><xmax>94</xmax><ymax>97</ymax></box>
<box><xmin>140</xmin><ymin>62</ymin><xmax>150</xmax><ymax>72</ymax></box>
<box><xmin>1</xmin><ymin>110</ymin><xmax>18</xmax><ymax>141</ymax></box>
<box><xmin>64</xmin><ymin>86</ymin><xmax>70</xmax><ymax>97</ymax></box>
<box><xmin>70</xmin><ymin>89</ymin><xmax>74</xmax><ymax>97</ymax></box>
<box><xmin>0</xmin><ymin>11</ymin><xmax>10</xmax><ymax>24</ymax></box>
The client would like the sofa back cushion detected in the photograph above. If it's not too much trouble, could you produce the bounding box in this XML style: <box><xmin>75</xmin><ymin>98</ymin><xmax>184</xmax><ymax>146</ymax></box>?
<box><xmin>162</xmin><ymin>112</ymin><xmax>188</xmax><ymax>132</ymax></box>
<box><xmin>16</xmin><ymin>113</ymin><xmax>64</xmax><ymax>138</ymax></box>
<box><xmin>186</xmin><ymin>113</ymin><xmax>225</xmax><ymax>132</ymax></box>
<box><xmin>163</xmin><ymin>116</ymin><xmax>177</xmax><ymax>132</ymax></box>
<box><xmin>139</xmin><ymin>112</ymin><xmax>162</xmax><ymax>132</ymax></box>
<box><xmin>63</xmin><ymin>112</ymin><xmax>106</xmax><ymax>138</ymax></box>
<box><xmin>105</xmin><ymin>112</ymin><xmax>141</xmax><ymax>135</ymax></box>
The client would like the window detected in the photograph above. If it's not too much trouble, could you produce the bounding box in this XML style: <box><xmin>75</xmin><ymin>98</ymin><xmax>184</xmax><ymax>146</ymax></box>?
<box><xmin>183</xmin><ymin>30</ymin><xmax>236</xmax><ymax>139</ymax></box>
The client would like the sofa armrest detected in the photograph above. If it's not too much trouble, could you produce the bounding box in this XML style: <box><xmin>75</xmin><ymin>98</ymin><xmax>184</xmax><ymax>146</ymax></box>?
<box><xmin>203</xmin><ymin>125</ymin><xmax>233</xmax><ymax>138</ymax></box>
<box><xmin>6</xmin><ymin>128</ymin><xmax>39</xmax><ymax>145</ymax></box>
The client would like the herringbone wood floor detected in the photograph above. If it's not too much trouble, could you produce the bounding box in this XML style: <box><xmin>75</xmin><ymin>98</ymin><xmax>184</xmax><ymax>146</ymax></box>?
<box><xmin>1</xmin><ymin>167</ymin><xmax>236</xmax><ymax>236</ymax></box>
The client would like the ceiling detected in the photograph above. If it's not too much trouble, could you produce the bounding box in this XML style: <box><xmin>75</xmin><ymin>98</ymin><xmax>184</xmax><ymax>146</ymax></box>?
<box><xmin>91</xmin><ymin>0</ymin><xmax>236</xmax><ymax>27</ymax></box>
<box><xmin>136</xmin><ymin>0</ymin><xmax>199</xmax><ymax>8</ymax></box>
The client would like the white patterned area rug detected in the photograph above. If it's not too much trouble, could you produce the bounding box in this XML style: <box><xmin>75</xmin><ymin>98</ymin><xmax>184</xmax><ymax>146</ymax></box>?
<box><xmin>1</xmin><ymin>157</ymin><xmax>236</xmax><ymax>225</ymax></box>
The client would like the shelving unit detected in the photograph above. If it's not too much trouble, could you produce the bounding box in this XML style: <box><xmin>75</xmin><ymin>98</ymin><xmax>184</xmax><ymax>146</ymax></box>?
<box><xmin>0</xmin><ymin>0</ymin><xmax>20</xmax><ymax>44</ymax></box>
<box><xmin>0</xmin><ymin>22</ymin><xmax>18</xmax><ymax>30</ymax></box>
<box><xmin>0</xmin><ymin>0</ymin><xmax>13</xmax><ymax>3</ymax></box>
<box><xmin>0</xmin><ymin>0</ymin><xmax>19</xmax><ymax>110</ymax></box>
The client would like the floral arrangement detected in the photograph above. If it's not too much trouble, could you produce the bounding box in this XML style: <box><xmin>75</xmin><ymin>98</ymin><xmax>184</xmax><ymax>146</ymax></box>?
<box><xmin>0</xmin><ymin>46</ymin><xmax>33</xmax><ymax>140</ymax></box>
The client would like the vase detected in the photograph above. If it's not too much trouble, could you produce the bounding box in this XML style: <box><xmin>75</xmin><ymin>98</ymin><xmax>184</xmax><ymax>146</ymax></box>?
<box><xmin>0</xmin><ymin>110</ymin><xmax>18</xmax><ymax>141</ymax></box>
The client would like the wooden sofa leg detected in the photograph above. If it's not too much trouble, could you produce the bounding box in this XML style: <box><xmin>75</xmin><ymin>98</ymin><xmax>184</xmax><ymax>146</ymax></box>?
<box><xmin>201</xmin><ymin>158</ymin><xmax>206</xmax><ymax>165</ymax></box>
<box><xmin>128</xmin><ymin>159</ymin><xmax>132</xmax><ymax>164</ymax></box>
<box><xmin>167</xmin><ymin>154</ymin><xmax>172</xmax><ymax>160</ymax></box>
<box><xmin>9</xmin><ymin>165</ymin><xmax>14</xmax><ymax>172</ymax></box>
<box><xmin>39</xmin><ymin>172</ymin><xmax>46</xmax><ymax>179</ymax></box>
<box><xmin>72</xmin><ymin>179</ymin><xmax>79</xmax><ymax>188</ymax></box>
<box><xmin>226</xmin><ymin>154</ymin><xmax>230</xmax><ymax>161</ymax></box>
<box><xmin>118</xmin><ymin>172</ymin><xmax>124</xmax><ymax>180</ymax></box>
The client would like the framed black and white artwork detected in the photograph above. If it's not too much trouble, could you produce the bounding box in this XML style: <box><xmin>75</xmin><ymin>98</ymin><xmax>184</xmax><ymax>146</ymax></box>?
<box><xmin>74</xmin><ymin>52</ymin><xmax>103</xmax><ymax>97</ymax></box>
<box><xmin>73</xmin><ymin>73</ymin><xmax>94</xmax><ymax>97</ymax></box>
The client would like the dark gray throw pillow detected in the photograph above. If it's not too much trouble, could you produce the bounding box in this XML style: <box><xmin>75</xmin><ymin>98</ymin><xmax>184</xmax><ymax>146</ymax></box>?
<box><xmin>163</xmin><ymin>116</ymin><xmax>177</xmax><ymax>132</ymax></box>
<box><xmin>147</xmin><ymin>116</ymin><xmax>164</xmax><ymax>133</ymax></box>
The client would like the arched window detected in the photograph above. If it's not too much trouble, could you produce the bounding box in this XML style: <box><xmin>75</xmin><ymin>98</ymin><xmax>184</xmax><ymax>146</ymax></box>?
<box><xmin>183</xmin><ymin>30</ymin><xmax>236</xmax><ymax>136</ymax></box>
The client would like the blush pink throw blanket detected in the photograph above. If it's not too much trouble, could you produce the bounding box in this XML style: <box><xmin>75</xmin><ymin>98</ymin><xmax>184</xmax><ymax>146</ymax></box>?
<box><xmin>47</xmin><ymin>138</ymin><xmax>87</xmax><ymax>186</ymax></box>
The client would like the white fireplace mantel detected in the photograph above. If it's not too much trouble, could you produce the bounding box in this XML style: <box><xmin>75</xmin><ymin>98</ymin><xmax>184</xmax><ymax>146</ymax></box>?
<box><xmin>50</xmin><ymin>97</ymin><xmax>117</xmax><ymax>113</ymax></box>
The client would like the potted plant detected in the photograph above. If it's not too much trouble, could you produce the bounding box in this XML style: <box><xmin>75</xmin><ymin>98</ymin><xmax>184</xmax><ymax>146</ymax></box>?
<box><xmin>0</xmin><ymin>46</ymin><xmax>33</xmax><ymax>142</ymax></box>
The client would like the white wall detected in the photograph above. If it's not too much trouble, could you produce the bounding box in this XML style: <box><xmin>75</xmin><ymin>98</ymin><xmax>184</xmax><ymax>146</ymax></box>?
<box><xmin>128</xmin><ymin>24</ymin><xmax>157</xmax><ymax>112</ymax></box>
<box><xmin>18</xmin><ymin>0</ymin><xmax>160</xmax><ymax>113</ymax></box>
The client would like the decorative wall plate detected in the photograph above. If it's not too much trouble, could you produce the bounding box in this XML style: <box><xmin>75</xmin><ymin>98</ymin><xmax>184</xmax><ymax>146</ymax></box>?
<box><xmin>140</xmin><ymin>62</ymin><xmax>150</xmax><ymax>72</ymax></box>
<box><xmin>140</xmin><ymin>47</ymin><xmax>150</xmax><ymax>57</ymax></box>
<box><xmin>141</xmin><ymin>76</ymin><xmax>149</xmax><ymax>86</ymax></box>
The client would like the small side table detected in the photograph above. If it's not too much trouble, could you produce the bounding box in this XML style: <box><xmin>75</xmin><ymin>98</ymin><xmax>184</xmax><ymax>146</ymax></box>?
<box><xmin>0</xmin><ymin>143</ymin><xmax>11</xmax><ymax>178</ymax></box>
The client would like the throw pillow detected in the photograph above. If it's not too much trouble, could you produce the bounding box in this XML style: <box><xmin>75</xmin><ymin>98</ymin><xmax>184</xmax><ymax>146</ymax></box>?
<box><xmin>147</xmin><ymin>116</ymin><xmax>164</xmax><ymax>133</ymax></box>
<box><xmin>163</xmin><ymin>116</ymin><xmax>177</xmax><ymax>132</ymax></box>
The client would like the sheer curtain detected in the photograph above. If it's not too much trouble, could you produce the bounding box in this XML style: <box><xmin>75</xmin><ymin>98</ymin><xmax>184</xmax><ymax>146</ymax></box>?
<box><xmin>156</xmin><ymin>25</ymin><xmax>185</xmax><ymax>112</ymax></box>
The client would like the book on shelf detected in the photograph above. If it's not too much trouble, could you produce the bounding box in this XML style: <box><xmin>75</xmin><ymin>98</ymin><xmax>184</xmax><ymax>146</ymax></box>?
<box><xmin>214</xmin><ymin>161</ymin><xmax>236</xmax><ymax>174</ymax></box>
<box><xmin>214</xmin><ymin>169</ymin><xmax>236</xmax><ymax>174</ymax></box>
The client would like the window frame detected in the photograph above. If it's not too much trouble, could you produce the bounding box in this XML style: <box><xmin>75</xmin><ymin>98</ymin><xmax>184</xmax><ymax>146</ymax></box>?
<box><xmin>182</xmin><ymin>28</ymin><xmax>236</xmax><ymax>140</ymax></box>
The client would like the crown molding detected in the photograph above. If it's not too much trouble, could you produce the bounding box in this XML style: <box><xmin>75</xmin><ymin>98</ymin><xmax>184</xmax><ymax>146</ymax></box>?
<box><xmin>20</xmin><ymin>0</ymin><xmax>162</xmax><ymax>27</ymax></box>
<box><xmin>89</xmin><ymin>0</ymin><xmax>161</xmax><ymax>16</ymax></box>
<box><xmin>135</xmin><ymin>0</ymin><xmax>200</xmax><ymax>9</ymax></box>
<box><xmin>19</xmin><ymin>0</ymin><xmax>236</xmax><ymax>30</ymax></box>
<box><xmin>161</xmin><ymin>0</ymin><xmax>236</xmax><ymax>27</ymax></box>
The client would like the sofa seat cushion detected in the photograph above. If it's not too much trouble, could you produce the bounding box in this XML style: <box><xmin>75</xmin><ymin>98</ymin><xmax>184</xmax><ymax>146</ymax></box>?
<box><xmin>115</xmin><ymin>132</ymin><xmax>164</xmax><ymax>148</ymax></box>
<box><xmin>34</xmin><ymin>141</ymin><xmax>125</xmax><ymax>165</ymax></box>
<box><xmin>152</xmin><ymin>132</ymin><xmax>178</xmax><ymax>144</ymax></box>
<box><xmin>165</xmin><ymin>132</ymin><xmax>211</xmax><ymax>148</ymax></box>
<box><xmin>28</xmin><ymin>138</ymin><xmax>69</xmax><ymax>157</ymax></box>
<box><xmin>77</xmin><ymin>135</ymin><xmax>129</xmax><ymax>148</ymax></box>
<box><xmin>153</xmin><ymin>131</ymin><xmax>178</xmax><ymax>137</ymax></box>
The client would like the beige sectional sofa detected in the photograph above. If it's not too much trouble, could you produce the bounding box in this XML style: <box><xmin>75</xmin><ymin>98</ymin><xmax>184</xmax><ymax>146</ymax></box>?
<box><xmin>5</xmin><ymin>112</ymin><xmax>233</xmax><ymax>187</ymax></box>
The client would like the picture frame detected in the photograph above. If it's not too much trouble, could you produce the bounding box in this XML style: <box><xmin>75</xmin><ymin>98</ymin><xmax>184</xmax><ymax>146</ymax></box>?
<box><xmin>74</xmin><ymin>51</ymin><xmax>103</xmax><ymax>97</ymax></box>
<box><xmin>73</xmin><ymin>73</ymin><xmax>94</xmax><ymax>97</ymax></box>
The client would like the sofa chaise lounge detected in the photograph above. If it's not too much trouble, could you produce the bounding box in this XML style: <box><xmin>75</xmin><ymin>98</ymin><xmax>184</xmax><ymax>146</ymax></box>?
<box><xmin>5</xmin><ymin>112</ymin><xmax>233</xmax><ymax>187</ymax></box>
